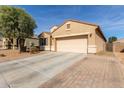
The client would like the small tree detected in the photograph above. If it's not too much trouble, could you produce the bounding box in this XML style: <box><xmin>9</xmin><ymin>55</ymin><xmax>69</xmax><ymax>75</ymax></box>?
<box><xmin>108</xmin><ymin>36</ymin><xmax>117</xmax><ymax>43</ymax></box>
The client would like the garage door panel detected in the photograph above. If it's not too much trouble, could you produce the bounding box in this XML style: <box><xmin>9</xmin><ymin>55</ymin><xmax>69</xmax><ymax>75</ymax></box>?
<box><xmin>56</xmin><ymin>36</ymin><xmax>87</xmax><ymax>53</ymax></box>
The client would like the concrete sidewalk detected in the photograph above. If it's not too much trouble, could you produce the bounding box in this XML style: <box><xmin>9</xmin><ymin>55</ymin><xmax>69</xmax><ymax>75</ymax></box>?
<box><xmin>0</xmin><ymin>52</ymin><xmax>86</xmax><ymax>88</ymax></box>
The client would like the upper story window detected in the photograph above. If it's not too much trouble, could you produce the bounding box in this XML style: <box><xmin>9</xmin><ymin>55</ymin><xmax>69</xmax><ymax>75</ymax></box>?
<box><xmin>66</xmin><ymin>23</ymin><xmax>70</xmax><ymax>30</ymax></box>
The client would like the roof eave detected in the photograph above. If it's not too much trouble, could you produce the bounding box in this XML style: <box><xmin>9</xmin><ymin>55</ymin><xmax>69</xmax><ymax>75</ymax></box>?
<box><xmin>97</xmin><ymin>26</ymin><xmax>107</xmax><ymax>42</ymax></box>
<box><xmin>52</xmin><ymin>20</ymin><xmax>99</xmax><ymax>34</ymax></box>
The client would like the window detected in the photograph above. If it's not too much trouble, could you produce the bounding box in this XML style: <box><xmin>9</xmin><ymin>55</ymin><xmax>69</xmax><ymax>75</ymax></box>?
<box><xmin>45</xmin><ymin>38</ymin><xmax>48</xmax><ymax>45</ymax></box>
<box><xmin>40</xmin><ymin>38</ymin><xmax>48</xmax><ymax>46</ymax></box>
<box><xmin>66</xmin><ymin>24</ymin><xmax>70</xmax><ymax>30</ymax></box>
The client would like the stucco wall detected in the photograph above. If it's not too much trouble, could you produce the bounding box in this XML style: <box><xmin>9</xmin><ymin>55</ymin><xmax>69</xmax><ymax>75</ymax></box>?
<box><xmin>51</xmin><ymin>21</ymin><xmax>106</xmax><ymax>53</ymax></box>
<box><xmin>39</xmin><ymin>33</ymin><xmax>51</xmax><ymax>50</ymax></box>
<box><xmin>95</xmin><ymin>29</ymin><xmax>106</xmax><ymax>52</ymax></box>
<box><xmin>52</xmin><ymin>21</ymin><xmax>97</xmax><ymax>46</ymax></box>
<box><xmin>113</xmin><ymin>42</ymin><xmax>124</xmax><ymax>52</ymax></box>
<box><xmin>2</xmin><ymin>38</ymin><xmax>7</xmax><ymax>49</ymax></box>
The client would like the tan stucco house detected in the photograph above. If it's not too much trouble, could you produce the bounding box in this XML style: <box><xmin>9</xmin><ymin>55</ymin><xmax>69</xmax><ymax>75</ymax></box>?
<box><xmin>0</xmin><ymin>37</ymin><xmax>8</xmax><ymax>49</ymax></box>
<box><xmin>39</xmin><ymin>20</ymin><xmax>106</xmax><ymax>53</ymax></box>
<box><xmin>113</xmin><ymin>38</ymin><xmax>124</xmax><ymax>52</ymax></box>
<box><xmin>0</xmin><ymin>35</ymin><xmax>39</xmax><ymax>50</ymax></box>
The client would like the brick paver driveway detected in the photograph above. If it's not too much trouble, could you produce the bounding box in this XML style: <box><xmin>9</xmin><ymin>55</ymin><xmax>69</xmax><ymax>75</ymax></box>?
<box><xmin>41</xmin><ymin>55</ymin><xmax>124</xmax><ymax>88</ymax></box>
<box><xmin>0</xmin><ymin>52</ymin><xmax>86</xmax><ymax>88</ymax></box>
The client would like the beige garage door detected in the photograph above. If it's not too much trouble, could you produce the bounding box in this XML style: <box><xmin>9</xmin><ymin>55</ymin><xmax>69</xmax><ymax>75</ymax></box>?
<box><xmin>56</xmin><ymin>36</ymin><xmax>88</xmax><ymax>53</ymax></box>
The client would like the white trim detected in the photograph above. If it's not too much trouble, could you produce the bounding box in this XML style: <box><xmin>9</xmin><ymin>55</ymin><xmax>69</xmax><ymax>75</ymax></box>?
<box><xmin>88</xmin><ymin>45</ymin><xmax>97</xmax><ymax>53</ymax></box>
<box><xmin>66</xmin><ymin>29</ymin><xmax>71</xmax><ymax>31</ymax></box>
<box><xmin>88</xmin><ymin>45</ymin><xmax>97</xmax><ymax>47</ymax></box>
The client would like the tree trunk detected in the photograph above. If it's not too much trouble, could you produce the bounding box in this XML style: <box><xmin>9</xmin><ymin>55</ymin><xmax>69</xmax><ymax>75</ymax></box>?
<box><xmin>19</xmin><ymin>38</ymin><xmax>25</xmax><ymax>53</ymax></box>
<box><xmin>12</xmin><ymin>38</ymin><xmax>16</xmax><ymax>50</ymax></box>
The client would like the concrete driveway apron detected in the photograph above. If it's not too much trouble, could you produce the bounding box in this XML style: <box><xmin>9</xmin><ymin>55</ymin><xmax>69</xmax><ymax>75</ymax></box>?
<box><xmin>0</xmin><ymin>52</ymin><xmax>86</xmax><ymax>88</ymax></box>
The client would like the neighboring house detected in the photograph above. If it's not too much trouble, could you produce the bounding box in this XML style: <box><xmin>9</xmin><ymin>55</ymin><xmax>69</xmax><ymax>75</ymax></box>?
<box><xmin>113</xmin><ymin>38</ymin><xmax>124</xmax><ymax>52</ymax></box>
<box><xmin>40</xmin><ymin>20</ymin><xmax>106</xmax><ymax>54</ymax></box>
<box><xmin>38</xmin><ymin>32</ymin><xmax>51</xmax><ymax>51</ymax></box>
<box><xmin>0</xmin><ymin>34</ymin><xmax>39</xmax><ymax>50</ymax></box>
<box><xmin>25</xmin><ymin>38</ymin><xmax>39</xmax><ymax>49</ymax></box>
<box><xmin>1</xmin><ymin>38</ymin><xmax>8</xmax><ymax>49</ymax></box>
<box><xmin>0</xmin><ymin>33</ymin><xmax>8</xmax><ymax>49</ymax></box>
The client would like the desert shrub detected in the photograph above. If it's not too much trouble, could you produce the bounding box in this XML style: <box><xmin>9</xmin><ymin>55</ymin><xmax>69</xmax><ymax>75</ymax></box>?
<box><xmin>0</xmin><ymin>54</ymin><xmax>6</xmax><ymax>57</ymax></box>
<box><xmin>30</xmin><ymin>43</ymin><xmax>39</xmax><ymax>54</ymax></box>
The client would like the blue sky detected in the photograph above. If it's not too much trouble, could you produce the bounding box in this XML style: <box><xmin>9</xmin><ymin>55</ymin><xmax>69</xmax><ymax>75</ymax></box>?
<box><xmin>16</xmin><ymin>5</ymin><xmax>124</xmax><ymax>39</ymax></box>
